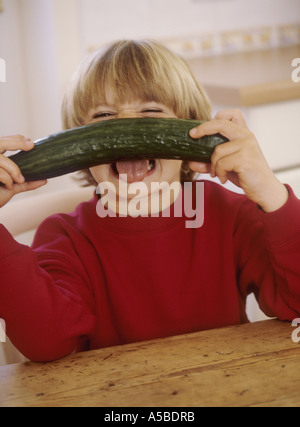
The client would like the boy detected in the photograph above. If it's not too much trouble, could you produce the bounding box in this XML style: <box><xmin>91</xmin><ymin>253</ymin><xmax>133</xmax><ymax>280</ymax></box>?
<box><xmin>0</xmin><ymin>40</ymin><xmax>300</xmax><ymax>362</ymax></box>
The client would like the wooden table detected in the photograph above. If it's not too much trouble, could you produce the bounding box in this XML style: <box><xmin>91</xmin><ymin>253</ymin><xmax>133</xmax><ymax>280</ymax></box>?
<box><xmin>0</xmin><ymin>320</ymin><xmax>299</xmax><ymax>407</ymax></box>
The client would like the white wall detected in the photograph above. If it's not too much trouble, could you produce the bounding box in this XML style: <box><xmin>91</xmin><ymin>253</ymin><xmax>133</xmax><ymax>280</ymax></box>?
<box><xmin>1</xmin><ymin>0</ymin><xmax>299</xmax><ymax>139</ymax></box>
<box><xmin>0</xmin><ymin>0</ymin><xmax>84</xmax><ymax>194</ymax></box>
<box><xmin>1</xmin><ymin>0</ymin><xmax>83</xmax><ymax>140</ymax></box>
<box><xmin>0</xmin><ymin>0</ymin><xmax>30</xmax><ymax>136</ymax></box>
<box><xmin>79</xmin><ymin>0</ymin><xmax>300</xmax><ymax>50</ymax></box>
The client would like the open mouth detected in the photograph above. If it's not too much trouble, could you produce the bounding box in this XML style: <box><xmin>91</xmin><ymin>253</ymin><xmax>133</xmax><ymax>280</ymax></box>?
<box><xmin>111</xmin><ymin>159</ymin><xmax>156</xmax><ymax>183</ymax></box>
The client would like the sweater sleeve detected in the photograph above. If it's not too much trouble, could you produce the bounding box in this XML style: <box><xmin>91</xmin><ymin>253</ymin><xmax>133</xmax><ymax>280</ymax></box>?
<box><xmin>235</xmin><ymin>185</ymin><xmax>300</xmax><ymax>320</ymax></box>
<box><xmin>0</xmin><ymin>219</ymin><xmax>96</xmax><ymax>362</ymax></box>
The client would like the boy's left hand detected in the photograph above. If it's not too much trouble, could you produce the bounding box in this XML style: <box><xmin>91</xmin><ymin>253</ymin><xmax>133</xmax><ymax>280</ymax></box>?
<box><xmin>189</xmin><ymin>109</ymin><xmax>289</xmax><ymax>213</ymax></box>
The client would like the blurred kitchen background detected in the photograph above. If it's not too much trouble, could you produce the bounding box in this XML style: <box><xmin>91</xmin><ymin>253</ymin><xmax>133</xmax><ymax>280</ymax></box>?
<box><xmin>0</xmin><ymin>0</ymin><xmax>300</xmax><ymax>364</ymax></box>
<box><xmin>0</xmin><ymin>0</ymin><xmax>299</xmax><ymax>194</ymax></box>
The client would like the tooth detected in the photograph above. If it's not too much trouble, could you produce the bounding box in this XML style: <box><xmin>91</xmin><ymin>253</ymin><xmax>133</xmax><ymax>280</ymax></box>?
<box><xmin>148</xmin><ymin>160</ymin><xmax>155</xmax><ymax>171</ymax></box>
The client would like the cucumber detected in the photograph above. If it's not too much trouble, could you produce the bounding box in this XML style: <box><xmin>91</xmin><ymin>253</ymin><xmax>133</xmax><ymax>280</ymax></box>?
<box><xmin>8</xmin><ymin>118</ymin><xmax>228</xmax><ymax>182</ymax></box>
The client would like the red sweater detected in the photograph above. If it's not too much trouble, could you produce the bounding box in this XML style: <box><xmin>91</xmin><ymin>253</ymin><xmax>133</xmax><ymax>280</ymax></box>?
<box><xmin>1</xmin><ymin>181</ymin><xmax>300</xmax><ymax>362</ymax></box>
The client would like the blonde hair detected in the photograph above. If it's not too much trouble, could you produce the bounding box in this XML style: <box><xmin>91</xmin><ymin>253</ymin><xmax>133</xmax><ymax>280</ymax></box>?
<box><xmin>62</xmin><ymin>39</ymin><xmax>212</xmax><ymax>185</ymax></box>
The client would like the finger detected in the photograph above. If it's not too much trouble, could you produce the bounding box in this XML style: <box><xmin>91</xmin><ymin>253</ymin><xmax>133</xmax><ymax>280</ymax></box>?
<box><xmin>189</xmin><ymin>119</ymin><xmax>248</xmax><ymax>141</ymax></box>
<box><xmin>0</xmin><ymin>135</ymin><xmax>28</xmax><ymax>142</ymax></box>
<box><xmin>0</xmin><ymin>168</ymin><xmax>14</xmax><ymax>190</ymax></box>
<box><xmin>214</xmin><ymin>161</ymin><xmax>229</xmax><ymax>184</ymax></box>
<box><xmin>0</xmin><ymin>136</ymin><xmax>34</xmax><ymax>154</ymax></box>
<box><xmin>11</xmin><ymin>180</ymin><xmax>47</xmax><ymax>195</ymax></box>
<box><xmin>210</xmin><ymin>139</ymin><xmax>242</xmax><ymax>179</ymax></box>
<box><xmin>189</xmin><ymin>161</ymin><xmax>211</xmax><ymax>174</ymax></box>
<box><xmin>214</xmin><ymin>109</ymin><xmax>248</xmax><ymax>128</ymax></box>
<box><xmin>0</xmin><ymin>155</ymin><xmax>25</xmax><ymax>184</ymax></box>
<box><xmin>213</xmin><ymin>150</ymin><xmax>246</xmax><ymax>185</ymax></box>
<box><xmin>211</xmin><ymin>138</ymin><xmax>243</xmax><ymax>162</ymax></box>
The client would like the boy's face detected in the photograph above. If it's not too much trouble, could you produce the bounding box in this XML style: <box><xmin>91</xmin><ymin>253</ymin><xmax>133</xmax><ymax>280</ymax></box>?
<box><xmin>85</xmin><ymin>94</ymin><xmax>182</xmax><ymax>211</ymax></box>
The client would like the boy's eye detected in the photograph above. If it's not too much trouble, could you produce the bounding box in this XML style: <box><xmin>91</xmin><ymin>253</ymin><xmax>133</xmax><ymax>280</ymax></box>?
<box><xmin>93</xmin><ymin>112</ymin><xmax>114</xmax><ymax>119</ymax></box>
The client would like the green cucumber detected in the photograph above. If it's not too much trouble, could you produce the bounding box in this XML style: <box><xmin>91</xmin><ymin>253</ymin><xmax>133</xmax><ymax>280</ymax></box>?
<box><xmin>8</xmin><ymin>118</ymin><xmax>228</xmax><ymax>182</ymax></box>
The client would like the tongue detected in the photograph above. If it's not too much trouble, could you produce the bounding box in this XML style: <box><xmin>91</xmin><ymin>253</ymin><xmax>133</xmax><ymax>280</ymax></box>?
<box><xmin>116</xmin><ymin>160</ymin><xmax>150</xmax><ymax>183</ymax></box>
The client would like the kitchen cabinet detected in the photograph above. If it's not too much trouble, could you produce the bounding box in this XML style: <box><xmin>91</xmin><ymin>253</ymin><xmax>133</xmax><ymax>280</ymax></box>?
<box><xmin>188</xmin><ymin>46</ymin><xmax>300</xmax><ymax>187</ymax></box>
<box><xmin>188</xmin><ymin>46</ymin><xmax>300</xmax><ymax>107</ymax></box>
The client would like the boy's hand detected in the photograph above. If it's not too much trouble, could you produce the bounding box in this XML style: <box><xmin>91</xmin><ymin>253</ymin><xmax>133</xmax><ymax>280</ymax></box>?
<box><xmin>189</xmin><ymin>109</ymin><xmax>288</xmax><ymax>212</ymax></box>
<box><xmin>0</xmin><ymin>135</ymin><xmax>47</xmax><ymax>208</ymax></box>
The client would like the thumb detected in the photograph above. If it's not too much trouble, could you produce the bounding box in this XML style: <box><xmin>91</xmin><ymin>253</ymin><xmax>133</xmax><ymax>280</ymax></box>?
<box><xmin>189</xmin><ymin>161</ymin><xmax>211</xmax><ymax>174</ymax></box>
<box><xmin>12</xmin><ymin>180</ymin><xmax>47</xmax><ymax>195</ymax></box>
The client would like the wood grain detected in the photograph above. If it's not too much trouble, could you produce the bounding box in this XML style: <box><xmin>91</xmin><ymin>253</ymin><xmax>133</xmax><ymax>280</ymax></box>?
<box><xmin>0</xmin><ymin>320</ymin><xmax>299</xmax><ymax>407</ymax></box>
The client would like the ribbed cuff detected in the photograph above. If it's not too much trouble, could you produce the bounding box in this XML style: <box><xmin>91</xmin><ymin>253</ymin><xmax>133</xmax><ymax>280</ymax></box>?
<box><xmin>260</xmin><ymin>185</ymin><xmax>300</xmax><ymax>246</ymax></box>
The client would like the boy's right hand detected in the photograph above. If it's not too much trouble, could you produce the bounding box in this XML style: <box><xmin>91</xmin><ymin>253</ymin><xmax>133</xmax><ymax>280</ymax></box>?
<box><xmin>0</xmin><ymin>135</ymin><xmax>47</xmax><ymax>208</ymax></box>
